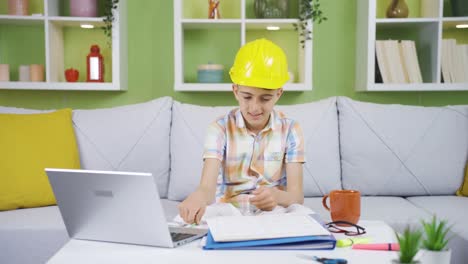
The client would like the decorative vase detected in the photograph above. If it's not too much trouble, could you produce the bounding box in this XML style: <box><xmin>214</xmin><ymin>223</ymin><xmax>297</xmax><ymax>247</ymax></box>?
<box><xmin>30</xmin><ymin>64</ymin><xmax>44</xmax><ymax>82</ymax></box>
<box><xmin>450</xmin><ymin>0</ymin><xmax>468</xmax><ymax>17</ymax></box>
<box><xmin>8</xmin><ymin>0</ymin><xmax>28</xmax><ymax>16</ymax></box>
<box><xmin>70</xmin><ymin>0</ymin><xmax>97</xmax><ymax>17</ymax></box>
<box><xmin>0</xmin><ymin>64</ymin><xmax>10</xmax><ymax>81</ymax></box>
<box><xmin>19</xmin><ymin>65</ymin><xmax>30</xmax><ymax>81</ymax></box>
<box><xmin>386</xmin><ymin>0</ymin><xmax>409</xmax><ymax>18</ymax></box>
<box><xmin>417</xmin><ymin>249</ymin><xmax>451</xmax><ymax>264</ymax></box>
<box><xmin>254</xmin><ymin>0</ymin><xmax>289</xmax><ymax>18</ymax></box>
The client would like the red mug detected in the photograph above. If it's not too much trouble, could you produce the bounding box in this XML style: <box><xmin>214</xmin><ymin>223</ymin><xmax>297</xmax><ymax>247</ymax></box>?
<box><xmin>322</xmin><ymin>190</ymin><xmax>361</xmax><ymax>225</ymax></box>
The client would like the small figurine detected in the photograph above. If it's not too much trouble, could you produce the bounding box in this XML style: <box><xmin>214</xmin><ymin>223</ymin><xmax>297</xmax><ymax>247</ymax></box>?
<box><xmin>208</xmin><ymin>0</ymin><xmax>220</xmax><ymax>19</ymax></box>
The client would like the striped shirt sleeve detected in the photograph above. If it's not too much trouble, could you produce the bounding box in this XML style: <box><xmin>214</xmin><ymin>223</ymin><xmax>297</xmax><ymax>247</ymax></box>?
<box><xmin>202</xmin><ymin>120</ymin><xmax>226</xmax><ymax>162</ymax></box>
<box><xmin>285</xmin><ymin>121</ymin><xmax>305</xmax><ymax>163</ymax></box>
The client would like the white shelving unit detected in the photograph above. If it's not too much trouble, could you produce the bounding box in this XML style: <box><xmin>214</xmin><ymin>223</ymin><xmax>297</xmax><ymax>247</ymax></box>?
<box><xmin>0</xmin><ymin>0</ymin><xmax>127</xmax><ymax>91</ymax></box>
<box><xmin>356</xmin><ymin>0</ymin><xmax>468</xmax><ymax>91</ymax></box>
<box><xmin>174</xmin><ymin>0</ymin><xmax>312</xmax><ymax>92</ymax></box>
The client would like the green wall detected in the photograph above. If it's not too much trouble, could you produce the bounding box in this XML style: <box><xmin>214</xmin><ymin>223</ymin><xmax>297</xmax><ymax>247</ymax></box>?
<box><xmin>0</xmin><ymin>0</ymin><xmax>467</xmax><ymax>109</ymax></box>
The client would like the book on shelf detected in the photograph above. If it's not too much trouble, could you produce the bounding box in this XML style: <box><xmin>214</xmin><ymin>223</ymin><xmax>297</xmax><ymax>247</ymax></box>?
<box><xmin>375</xmin><ymin>40</ymin><xmax>422</xmax><ymax>84</ymax></box>
<box><xmin>203</xmin><ymin>213</ymin><xmax>336</xmax><ymax>250</ymax></box>
<box><xmin>442</xmin><ymin>39</ymin><xmax>468</xmax><ymax>83</ymax></box>
<box><xmin>375</xmin><ymin>40</ymin><xmax>390</xmax><ymax>83</ymax></box>
<box><xmin>399</xmin><ymin>40</ymin><xmax>423</xmax><ymax>83</ymax></box>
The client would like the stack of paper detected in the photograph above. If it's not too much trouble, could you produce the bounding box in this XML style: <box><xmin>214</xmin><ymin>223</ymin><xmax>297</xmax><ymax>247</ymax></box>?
<box><xmin>203</xmin><ymin>214</ymin><xmax>336</xmax><ymax>250</ymax></box>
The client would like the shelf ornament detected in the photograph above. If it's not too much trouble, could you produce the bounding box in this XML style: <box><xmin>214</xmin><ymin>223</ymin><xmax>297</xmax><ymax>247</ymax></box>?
<box><xmin>208</xmin><ymin>0</ymin><xmax>221</xmax><ymax>19</ymax></box>
<box><xmin>87</xmin><ymin>45</ymin><xmax>104</xmax><ymax>82</ymax></box>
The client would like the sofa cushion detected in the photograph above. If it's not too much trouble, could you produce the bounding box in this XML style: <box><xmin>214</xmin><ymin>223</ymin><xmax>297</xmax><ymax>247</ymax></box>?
<box><xmin>0</xmin><ymin>206</ymin><xmax>69</xmax><ymax>264</ymax></box>
<box><xmin>0</xmin><ymin>109</ymin><xmax>81</xmax><ymax>210</ymax></box>
<box><xmin>276</xmin><ymin>98</ymin><xmax>341</xmax><ymax>196</ymax></box>
<box><xmin>168</xmin><ymin>98</ymin><xmax>341</xmax><ymax>200</ymax></box>
<box><xmin>338</xmin><ymin>97</ymin><xmax>468</xmax><ymax>196</ymax></box>
<box><xmin>304</xmin><ymin>196</ymin><xmax>431</xmax><ymax>229</ymax></box>
<box><xmin>168</xmin><ymin>102</ymin><xmax>233</xmax><ymax>200</ymax></box>
<box><xmin>73</xmin><ymin>97</ymin><xmax>172</xmax><ymax>198</ymax></box>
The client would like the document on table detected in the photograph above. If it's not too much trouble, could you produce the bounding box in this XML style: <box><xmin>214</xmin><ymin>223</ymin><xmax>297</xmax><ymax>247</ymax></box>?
<box><xmin>206</xmin><ymin>214</ymin><xmax>331</xmax><ymax>242</ymax></box>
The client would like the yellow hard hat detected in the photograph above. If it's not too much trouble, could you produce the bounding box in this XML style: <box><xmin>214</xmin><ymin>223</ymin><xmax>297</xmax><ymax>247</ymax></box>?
<box><xmin>229</xmin><ymin>38</ymin><xmax>289</xmax><ymax>89</ymax></box>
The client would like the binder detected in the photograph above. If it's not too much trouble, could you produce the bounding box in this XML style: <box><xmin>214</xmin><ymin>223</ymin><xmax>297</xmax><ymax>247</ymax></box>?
<box><xmin>203</xmin><ymin>214</ymin><xmax>336</xmax><ymax>250</ymax></box>
<box><xmin>203</xmin><ymin>231</ymin><xmax>336</xmax><ymax>250</ymax></box>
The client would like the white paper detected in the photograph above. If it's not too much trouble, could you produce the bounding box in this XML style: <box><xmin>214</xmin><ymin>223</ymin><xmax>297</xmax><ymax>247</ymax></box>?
<box><xmin>207</xmin><ymin>214</ymin><xmax>330</xmax><ymax>242</ymax></box>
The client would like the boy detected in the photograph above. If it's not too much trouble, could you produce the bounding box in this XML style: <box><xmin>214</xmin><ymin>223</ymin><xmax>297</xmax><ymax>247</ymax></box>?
<box><xmin>178</xmin><ymin>38</ymin><xmax>305</xmax><ymax>224</ymax></box>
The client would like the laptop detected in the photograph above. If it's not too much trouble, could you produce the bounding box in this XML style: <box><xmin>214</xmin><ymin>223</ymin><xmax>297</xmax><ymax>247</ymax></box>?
<box><xmin>45</xmin><ymin>168</ymin><xmax>207</xmax><ymax>248</ymax></box>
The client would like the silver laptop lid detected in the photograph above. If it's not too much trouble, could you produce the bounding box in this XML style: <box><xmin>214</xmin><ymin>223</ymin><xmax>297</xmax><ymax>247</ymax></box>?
<box><xmin>45</xmin><ymin>168</ymin><xmax>175</xmax><ymax>247</ymax></box>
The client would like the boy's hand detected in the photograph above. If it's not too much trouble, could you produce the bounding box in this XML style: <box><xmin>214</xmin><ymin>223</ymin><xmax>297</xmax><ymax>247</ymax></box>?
<box><xmin>178</xmin><ymin>192</ymin><xmax>207</xmax><ymax>225</ymax></box>
<box><xmin>249</xmin><ymin>186</ymin><xmax>278</xmax><ymax>211</ymax></box>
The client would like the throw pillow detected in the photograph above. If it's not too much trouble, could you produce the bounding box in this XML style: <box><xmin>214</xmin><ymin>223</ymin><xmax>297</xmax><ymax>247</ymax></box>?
<box><xmin>456</xmin><ymin>163</ymin><xmax>468</xmax><ymax>196</ymax></box>
<box><xmin>0</xmin><ymin>109</ymin><xmax>80</xmax><ymax>211</ymax></box>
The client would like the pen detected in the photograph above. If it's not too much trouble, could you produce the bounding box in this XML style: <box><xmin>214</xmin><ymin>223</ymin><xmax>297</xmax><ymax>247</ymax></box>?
<box><xmin>336</xmin><ymin>237</ymin><xmax>371</xmax><ymax>247</ymax></box>
<box><xmin>352</xmin><ymin>243</ymin><xmax>400</xmax><ymax>251</ymax></box>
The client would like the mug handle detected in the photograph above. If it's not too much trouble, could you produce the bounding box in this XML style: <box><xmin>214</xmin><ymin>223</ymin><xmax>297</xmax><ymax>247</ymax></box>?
<box><xmin>322</xmin><ymin>194</ymin><xmax>330</xmax><ymax>211</ymax></box>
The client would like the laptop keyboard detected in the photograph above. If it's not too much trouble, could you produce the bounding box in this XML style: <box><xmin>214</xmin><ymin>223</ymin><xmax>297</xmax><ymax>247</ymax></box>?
<box><xmin>170</xmin><ymin>232</ymin><xmax>196</xmax><ymax>242</ymax></box>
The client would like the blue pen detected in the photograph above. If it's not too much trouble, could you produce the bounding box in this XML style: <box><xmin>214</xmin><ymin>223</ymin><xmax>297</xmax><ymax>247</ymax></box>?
<box><xmin>312</xmin><ymin>256</ymin><xmax>348</xmax><ymax>264</ymax></box>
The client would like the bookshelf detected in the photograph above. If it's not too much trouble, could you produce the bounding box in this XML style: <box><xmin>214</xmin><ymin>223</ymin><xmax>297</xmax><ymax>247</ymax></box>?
<box><xmin>173</xmin><ymin>0</ymin><xmax>312</xmax><ymax>92</ymax></box>
<box><xmin>0</xmin><ymin>0</ymin><xmax>127</xmax><ymax>91</ymax></box>
<box><xmin>356</xmin><ymin>0</ymin><xmax>468</xmax><ymax>91</ymax></box>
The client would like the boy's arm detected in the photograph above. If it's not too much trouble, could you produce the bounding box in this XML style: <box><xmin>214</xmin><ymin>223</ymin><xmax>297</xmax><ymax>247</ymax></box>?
<box><xmin>194</xmin><ymin>158</ymin><xmax>221</xmax><ymax>203</ymax></box>
<box><xmin>178</xmin><ymin>158</ymin><xmax>220</xmax><ymax>224</ymax></box>
<box><xmin>274</xmin><ymin>162</ymin><xmax>304</xmax><ymax>206</ymax></box>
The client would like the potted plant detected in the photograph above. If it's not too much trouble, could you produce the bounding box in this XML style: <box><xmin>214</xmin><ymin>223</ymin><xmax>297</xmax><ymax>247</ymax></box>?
<box><xmin>293</xmin><ymin>0</ymin><xmax>327</xmax><ymax>48</ymax></box>
<box><xmin>102</xmin><ymin>0</ymin><xmax>119</xmax><ymax>40</ymax></box>
<box><xmin>419</xmin><ymin>216</ymin><xmax>452</xmax><ymax>264</ymax></box>
<box><xmin>393</xmin><ymin>226</ymin><xmax>422</xmax><ymax>264</ymax></box>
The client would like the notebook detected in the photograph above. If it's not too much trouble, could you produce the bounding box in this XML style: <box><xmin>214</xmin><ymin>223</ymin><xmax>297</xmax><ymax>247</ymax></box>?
<box><xmin>206</xmin><ymin>214</ymin><xmax>330</xmax><ymax>242</ymax></box>
<box><xmin>45</xmin><ymin>168</ymin><xmax>207</xmax><ymax>248</ymax></box>
<box><xmin>203</xmin><ymin>214</ymin><xmax>336</xmax><ymax>250</ymax></box>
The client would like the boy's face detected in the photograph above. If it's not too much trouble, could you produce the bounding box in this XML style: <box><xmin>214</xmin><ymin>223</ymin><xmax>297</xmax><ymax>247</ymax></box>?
<box><xmin>232</xmin><ymin>84</ymin><xmax>283</xmax><ymax>132</ymax></box>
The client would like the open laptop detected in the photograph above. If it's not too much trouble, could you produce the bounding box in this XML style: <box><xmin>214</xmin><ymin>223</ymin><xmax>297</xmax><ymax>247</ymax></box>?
<box><xmin>45</xmin><ymin>168</ymin><xmax>207</xmax><ymax>248</ymax></box>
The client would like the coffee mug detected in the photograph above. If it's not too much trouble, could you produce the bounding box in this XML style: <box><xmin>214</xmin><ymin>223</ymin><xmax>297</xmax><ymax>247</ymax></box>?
<box><xmin>322</xmin><ymin>190</ymin><xmax>361</xmax><ymax>225</ymax></box>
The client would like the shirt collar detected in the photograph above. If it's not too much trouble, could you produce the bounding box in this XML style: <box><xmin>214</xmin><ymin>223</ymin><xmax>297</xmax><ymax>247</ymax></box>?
<box><xmin>234</xmin><ymin>109</ymin><xmax>281</xmax><ymax>132</ymax></box>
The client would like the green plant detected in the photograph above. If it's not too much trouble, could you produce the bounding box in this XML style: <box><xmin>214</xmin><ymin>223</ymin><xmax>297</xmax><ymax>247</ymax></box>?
<box><xmin>293</xmin><ymin>0</ymin><xmax>327</xmax><ymax>48</ymax></box>
<box><xmin>421</xmin><ymin>216</ymin><xmax>451</xmax><ymax>251</ymax></box>
<box><xmin>102</xmin><ymin>0</ymin><xmax>119</xmax><ymax>39</ymax></box>
<box><xmin>396</xmin><ymin>226</ymin><xmax>422</xmax><ymax>263</ymax></box>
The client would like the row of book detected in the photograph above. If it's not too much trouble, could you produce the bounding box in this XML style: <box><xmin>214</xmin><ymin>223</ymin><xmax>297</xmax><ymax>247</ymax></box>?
<box><xmin>441</xmin><ymin>39</ymin><xmax>468</xmax><ymax>83</ymax></box>
<box><xmin>375</xmin><ymin>40</ymin><xmax>423</xmax><ymax>84</ymax></box>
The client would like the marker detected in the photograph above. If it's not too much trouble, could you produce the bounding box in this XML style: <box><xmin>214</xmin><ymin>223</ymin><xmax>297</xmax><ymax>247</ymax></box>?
<box><xmin>352</xmin><ymin>243</ymin><xmax>400</xmax><ymax>251</ymax></box>
<box><xmin>336</xmin><ymin>237</ymin><xmax>371</xmax><ymax>247</ymax></box>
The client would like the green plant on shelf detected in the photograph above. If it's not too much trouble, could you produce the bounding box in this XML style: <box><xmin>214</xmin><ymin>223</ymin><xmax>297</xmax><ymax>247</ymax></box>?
<box><xmin>421</xmin><ymin>216</ymin><xmax>451</xmax><ymax>251</ymax></box>
<box><xmin>293</xmin><ymin>0</ymin><xmax>327</xmax><ymax>49</ymax></box>
<box><xmin>102</xmin><ymin>0</ymin><xmax>119</xmax><ymax>41</ymax></box>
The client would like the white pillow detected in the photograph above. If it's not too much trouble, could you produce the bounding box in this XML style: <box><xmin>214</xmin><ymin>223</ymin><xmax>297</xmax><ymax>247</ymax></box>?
<box><xmin>338</xmin><ymin>97</ymin><xmax>468</xmax><ymax>196</ymax></box>
<box><xmin>73</xmin><ymin>97</ymin><xmax>173</xmax><ymax>198</ymax></box>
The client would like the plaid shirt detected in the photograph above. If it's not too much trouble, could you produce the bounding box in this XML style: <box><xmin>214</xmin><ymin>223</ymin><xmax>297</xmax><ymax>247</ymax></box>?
<box><xmin>203</xmin><ymin>108</ymin><xmax>305</xmax><ymax>204</ymax></box>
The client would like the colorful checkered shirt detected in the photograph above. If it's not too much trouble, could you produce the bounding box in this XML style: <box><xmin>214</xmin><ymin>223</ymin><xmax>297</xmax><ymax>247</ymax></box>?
<box><xmin>203</xmin><ymin>108</ymin><xmax>305</xmax><ymax>204</ymax></box>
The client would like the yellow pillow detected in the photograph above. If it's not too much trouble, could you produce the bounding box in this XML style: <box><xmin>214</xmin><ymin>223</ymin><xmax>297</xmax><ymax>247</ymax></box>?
<box><xmin>0</xmin><ymin>109</ymin><xmax>80</xmax><ymax>211</ymax></box>
<box><xmin>456</xmin><ymin>163</ymin><xmax>468</xmax><ymax>197</ymax></box>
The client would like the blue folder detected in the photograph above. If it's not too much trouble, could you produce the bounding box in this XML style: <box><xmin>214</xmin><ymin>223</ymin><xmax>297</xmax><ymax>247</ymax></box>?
<box><xmin>203</xmin><ymin>214</ymin><xmax>336</xmax><ymax>250</ymax></box>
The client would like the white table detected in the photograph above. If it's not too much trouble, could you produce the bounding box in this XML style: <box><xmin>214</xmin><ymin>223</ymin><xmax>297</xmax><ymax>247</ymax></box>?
<box><xmin>47</xmin><ymin>221</ymin><xmax>400</xmax><ymax>264</ymax></box>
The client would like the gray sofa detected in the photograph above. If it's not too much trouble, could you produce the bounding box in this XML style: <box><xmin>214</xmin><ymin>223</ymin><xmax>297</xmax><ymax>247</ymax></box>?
<box><xmin>0</xmin><ymin>96</ymin><xmax>467</xmax><ymax>264</ymax></box>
